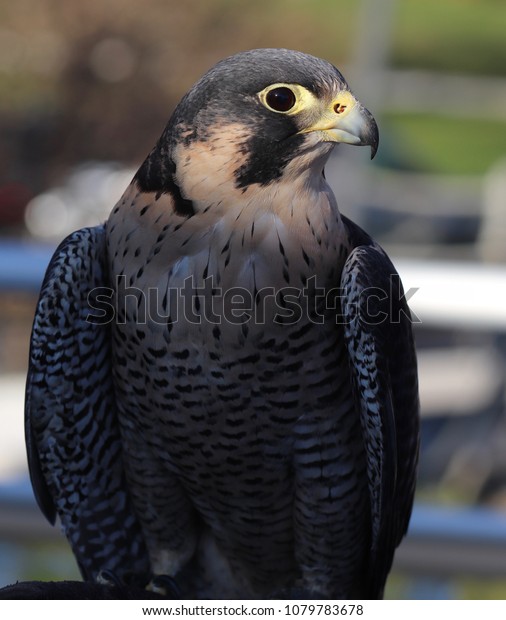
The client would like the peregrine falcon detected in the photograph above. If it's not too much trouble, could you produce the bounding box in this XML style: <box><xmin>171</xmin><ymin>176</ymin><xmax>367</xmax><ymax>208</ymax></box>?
<box><xmin>26</xmin><ymin>49</ymin><xmax>419</xmax><ymax>599</ymax></box>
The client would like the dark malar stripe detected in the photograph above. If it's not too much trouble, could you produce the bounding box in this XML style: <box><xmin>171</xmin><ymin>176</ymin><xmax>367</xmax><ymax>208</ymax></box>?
<box><xmin>134</xmin><ymin>146</ymin><xmax>196</xmax><ymax>218</ymax></box>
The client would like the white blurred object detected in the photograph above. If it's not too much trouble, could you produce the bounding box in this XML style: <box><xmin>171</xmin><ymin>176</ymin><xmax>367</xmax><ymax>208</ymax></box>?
<box><xmin>24</xmin><ymin>162</ymin><xmax>135</xmax><ymax>242</ymax></box>
<box><xmin>395</xmin><ymin>258</ymin><xmax>506</xmax><ymax>331</ymax></box>
<box><xmin>24</xmin><ymin>192</ymin><xmax>69</xmax><ymax>239</ymax></box>
<box><xmin>0</xmin><ymin>374</ymin><xmax>27</xmax><ymax>480</ymax></box>
<box><xmin>417</xmin><ymin>347</ymin><xmax>504</xmax><ymax>417</ymax></box>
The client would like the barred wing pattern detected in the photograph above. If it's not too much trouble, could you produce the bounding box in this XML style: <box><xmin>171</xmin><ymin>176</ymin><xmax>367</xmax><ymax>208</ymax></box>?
<box><xmin>25</xmin><ymin>225</ymin><xmax>149</xmax><ymax>583</ymax></box>
<box><xmin>340</xmin><ymin>217</ymin><xmax>420</xmax><ymax>599</ymax></box>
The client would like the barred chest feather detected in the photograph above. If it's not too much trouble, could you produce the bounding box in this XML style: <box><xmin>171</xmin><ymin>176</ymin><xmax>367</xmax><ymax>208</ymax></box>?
<box><xmin>106</xmin><ymin>174</ymin><xmax>367</xmax><ymax>597</ymax></box>
<box><xmin>106</xmin><ymin>177</ymin><xmax>356</xmax><ymax>449</ymax></box>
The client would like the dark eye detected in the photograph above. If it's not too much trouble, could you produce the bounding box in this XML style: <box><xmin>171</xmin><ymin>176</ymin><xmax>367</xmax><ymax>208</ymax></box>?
<box><xmin>265</xmin><ymin>87</ymin><xmax>296</xmax><ymax>112</ymax></box>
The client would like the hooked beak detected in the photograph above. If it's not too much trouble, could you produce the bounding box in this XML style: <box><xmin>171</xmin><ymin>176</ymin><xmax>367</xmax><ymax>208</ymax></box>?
<box><xmin>301</xmin><ymin>91</ymin><xmax>379</xmax><ymax>159</ymax></box>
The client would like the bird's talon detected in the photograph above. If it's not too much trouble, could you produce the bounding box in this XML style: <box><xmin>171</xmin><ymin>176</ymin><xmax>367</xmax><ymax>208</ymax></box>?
<box><xmin>147</xmin><ymin>574</ymin><xmax>181</xmax><ymax>598</ymax></box>
<box><xmin>96</xmin><ymin>569</ymin><xmax>124</xmax><ymax>588</ymax></box>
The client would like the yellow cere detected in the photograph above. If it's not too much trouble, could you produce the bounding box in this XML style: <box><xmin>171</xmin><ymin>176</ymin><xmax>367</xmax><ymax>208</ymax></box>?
<box><xmin>301</xmin><ymin>90</ymin><xmax>358</xmax><ymax>132</ymax></box>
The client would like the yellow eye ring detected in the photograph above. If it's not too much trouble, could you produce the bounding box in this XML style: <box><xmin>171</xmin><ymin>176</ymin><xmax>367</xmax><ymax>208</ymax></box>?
<box><xmin>258</xmin><ymin>83</ymin><xmax>316</xmax><ymax>116</ymax></box>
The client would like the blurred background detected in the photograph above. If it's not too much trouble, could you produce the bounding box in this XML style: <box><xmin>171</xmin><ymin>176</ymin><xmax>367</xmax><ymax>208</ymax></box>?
<box><xmin>1</xmin><ymin>0</ymin><xmax>506</xmax><ymax>600</ymax></box>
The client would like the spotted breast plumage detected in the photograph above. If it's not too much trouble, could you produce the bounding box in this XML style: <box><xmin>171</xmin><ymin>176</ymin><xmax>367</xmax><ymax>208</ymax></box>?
<box><xmin>26</xmin><ymin>48</ymin><xmax>419</xmax><ymax>599</ymax></box>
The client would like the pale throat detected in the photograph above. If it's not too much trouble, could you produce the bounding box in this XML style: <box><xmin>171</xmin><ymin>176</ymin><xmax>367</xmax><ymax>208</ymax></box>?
<box><xmin>171</xmin><ymin>130</ymin><xmax>349</xmax><ymax>282</ymax></box>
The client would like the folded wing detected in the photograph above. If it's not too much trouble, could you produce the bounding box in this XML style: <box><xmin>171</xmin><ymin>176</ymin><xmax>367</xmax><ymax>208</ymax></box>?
<box><xmin>25</xmin><ymin>225</ymin><xmax>149</xmax><ymax>583</ymax></box>
<box><xmin>340</xmin><ymin>217</ymin><xmax>420</xmax><ymax>598</ymax></box>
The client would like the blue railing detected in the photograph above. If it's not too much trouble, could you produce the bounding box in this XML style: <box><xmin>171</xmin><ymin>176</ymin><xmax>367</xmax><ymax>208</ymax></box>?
<box><xmin>0</xmin><ymin>240</ymin><xmax>54</xmax><ymax>291</ymax></box>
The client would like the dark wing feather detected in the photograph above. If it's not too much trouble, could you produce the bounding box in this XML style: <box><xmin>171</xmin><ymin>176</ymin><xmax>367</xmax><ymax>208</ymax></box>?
<box><xmin>25</xmin><ymin>225</ymin><xmax>149</xmax><ymax>583</ymax></box>
<box><xmin>340</xmin><ymin>216</ymin><xmax>420</xmax><ymax>599</ymax></box>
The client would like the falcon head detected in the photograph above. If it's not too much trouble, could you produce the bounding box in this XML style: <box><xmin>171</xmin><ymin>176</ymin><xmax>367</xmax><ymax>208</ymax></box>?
<box><xmin>135</xmin><ymin>48</ymin><xmax>378</xmax><ymax>211</ymax></box>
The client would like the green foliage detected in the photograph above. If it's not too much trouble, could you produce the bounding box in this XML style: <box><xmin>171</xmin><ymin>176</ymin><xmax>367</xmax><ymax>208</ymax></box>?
<box><xmin>383</xmin><ymin>112</ymin><xmax>506</xmax><ymax>175</ymax></box>
<box><xmin>392</xmin><ymin>0</ymin><xmax>506</xmax><ymax>75</ymax></box>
